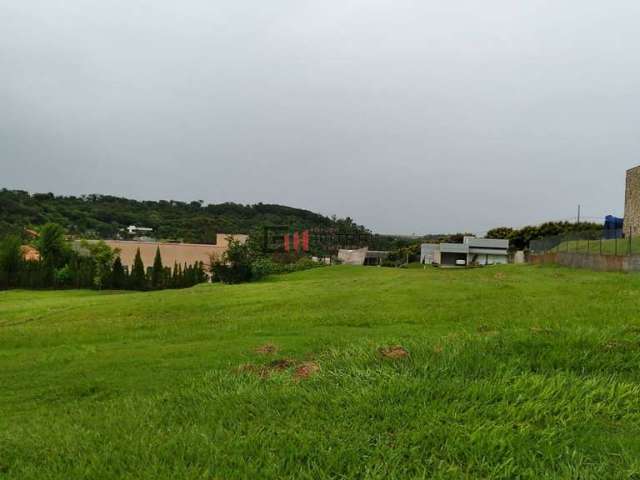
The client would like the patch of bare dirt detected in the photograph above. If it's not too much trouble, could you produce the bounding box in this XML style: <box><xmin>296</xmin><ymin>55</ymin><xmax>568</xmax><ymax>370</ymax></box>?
<box><xmin>379</xmin><ymin>345</ymin><xmax>410</xmax><ymax>359</ymax></box>
<box><xmin>236</xmin><ymin>358</ymin><xmax>295</xmax><ymax>378</ymax></box>
<box><xmin>494</xmin><ymin>272</ymin><xmax>507</xmax><ymax>280</ymax></box>
<box><xmin>255</xmin><ymin>343</ymin><xmax>278</xmax><ymax>355</ymax></box>
<box><xmin>293</xmin><ymin>361</ymin><xmax>321</xmax><ymax>380</ymax></box>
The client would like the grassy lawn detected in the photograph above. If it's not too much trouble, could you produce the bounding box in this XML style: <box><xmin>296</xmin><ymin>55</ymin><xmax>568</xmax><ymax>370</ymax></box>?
<box><xmin>2</xmin><ymin>265</ymin><xmax>640</xmax><ymax>479</ymax></box>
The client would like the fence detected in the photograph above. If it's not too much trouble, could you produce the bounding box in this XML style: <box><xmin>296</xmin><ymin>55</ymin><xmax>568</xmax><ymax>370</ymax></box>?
<box><xmin>529</xmin><ymin>228</ymin><xmax>637</xmax><ymax>257</ymax></box>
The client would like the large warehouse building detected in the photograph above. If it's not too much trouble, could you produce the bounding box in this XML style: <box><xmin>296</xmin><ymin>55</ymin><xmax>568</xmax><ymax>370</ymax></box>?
<box><xmin>624</xmin><ymin>165</ymin><xmax>640</xmax><ymax>236</ymax></box>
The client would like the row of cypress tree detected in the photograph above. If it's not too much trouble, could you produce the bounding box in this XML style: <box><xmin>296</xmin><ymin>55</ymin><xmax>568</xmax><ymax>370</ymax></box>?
<box><xmin>122</xmin><ymin>247</ymin><xmax>208</xmax><ymax>291</ymax></box>
<box><xmin>0</xmin><ymin>223</ymin><xmax>208</xmax><ymax>291</ymax></box>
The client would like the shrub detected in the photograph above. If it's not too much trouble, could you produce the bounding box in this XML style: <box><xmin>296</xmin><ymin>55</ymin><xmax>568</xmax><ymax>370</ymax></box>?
<box><xmin>291</xmin><ymin>257</ymin><xmax>317</xmax><ymax>272</ymax></box>
<box><xmin>249</xmin><ymin>256</ymin><xmax>325</xmax><ymax>280</ymax></box>
<box><xmin>250</xmin><ymin>257</ymin><xmax>278</xmax><ymax>280</ymax></box>
<box><xmin>54</xmin><ymin>265</ymin><xmax>73</xmax><ymax>286</ymax></box>
<box><xmin>210</xmin><ymin>239</ymin><xmax>254</xmax><ymax>284</ymax></box>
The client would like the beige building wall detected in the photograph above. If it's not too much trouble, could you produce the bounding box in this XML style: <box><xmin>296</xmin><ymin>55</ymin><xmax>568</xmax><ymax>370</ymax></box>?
<box><xmin>625</xmin><ymin>166</ymin><xmax>640</xmax><ymax>236</ymax></box>
<box><xmin>98</xmin><ymin>234</ymin><xmax>248</xmax><ymax>271</ymax></box>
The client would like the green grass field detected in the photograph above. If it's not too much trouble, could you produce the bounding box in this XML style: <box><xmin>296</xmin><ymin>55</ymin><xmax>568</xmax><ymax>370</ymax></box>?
<box><xmin>2</xmin><ymin>265</ymin><xmax>640</xmax><ymax>479</ymax></box>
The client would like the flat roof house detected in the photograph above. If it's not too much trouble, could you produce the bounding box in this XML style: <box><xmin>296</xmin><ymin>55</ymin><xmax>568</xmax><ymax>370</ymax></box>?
<box><xmin>421</xmin><ymin>237</ymin><xmax>509</xmax><ymax>267</ymax></box>
<box><xmin>464</xmin><ymin>237</ymin><xmax>509</xmax><ymax>265</ymax></box>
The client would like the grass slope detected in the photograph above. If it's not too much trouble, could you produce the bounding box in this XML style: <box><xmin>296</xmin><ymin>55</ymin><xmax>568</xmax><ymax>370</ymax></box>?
<box><xmin>2</xmin><ymin>265</ymin><xmax>640</xmax><ymax>479</ymax></box>
<box><xmin>558</xmin><ymin>237</ymin><xmax>640</xmax><ymax>256</ymax></box>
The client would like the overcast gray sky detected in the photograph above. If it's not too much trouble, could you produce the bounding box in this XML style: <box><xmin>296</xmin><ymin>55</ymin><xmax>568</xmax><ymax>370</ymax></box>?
<box><xmin>2</xmin><ymin>1</ymin><xmax>640</xmax><ymax>234</ymax></box>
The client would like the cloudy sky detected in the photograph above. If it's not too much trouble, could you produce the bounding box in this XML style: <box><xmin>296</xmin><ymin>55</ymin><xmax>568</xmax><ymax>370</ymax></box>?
<box><xmin>2</xmin><ymin>1</ymin><xmax>640</xmax><ymax>234</ymax></box>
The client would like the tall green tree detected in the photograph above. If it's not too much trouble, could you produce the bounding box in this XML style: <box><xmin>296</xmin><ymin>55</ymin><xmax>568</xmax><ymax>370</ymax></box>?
<box><xmin>170</xmin><ymin>261</ymin><xmax>179</xmax><ymax>288</ymax></box>
<box><xmin>174</xmin><ymin>263</ymin><xmax>183</xmax><ymax>288</ymax></box>
<box><xmin>129</xmin><ymin>248</ymin><xmax>146</xmax><ymax>290</ymax></box>
<box><xmin>37</xmin><ymin>223</ymin><xmax>68</xmax><ymax>268</ymax></box>
<box><xmin>80</xmin><ymin>240</ymin><xmax>118</xmax><ymax>289</ymax></box>
<box><xmin>111</xmin><ymin>256</ymin><xmax>126</xmax><ymax>289</ymax></box>
<box><xmin>0</xmin><ymin>235</ymin><xmax>23</xmax><ymax>289</ymax></box>
<box><xmin>151</xmin><ymin>247</ymin><xmax>164</xmax><ymax>289</ymax></box>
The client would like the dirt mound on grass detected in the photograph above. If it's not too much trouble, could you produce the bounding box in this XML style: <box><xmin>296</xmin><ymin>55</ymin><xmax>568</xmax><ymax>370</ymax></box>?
<box><xmin>293</xmin><ymin>361</ymin><xmax>320</xmax><ymax>380</ymax></box>
<box><xmin>255</xmin><ymin>343</ymin><xmax>278</xmax><ymax>355</ymax></box>
<box><xmin>379</xmin><ymin>345</ymin><xmax>409</xmax><ymax>359</ymax></box>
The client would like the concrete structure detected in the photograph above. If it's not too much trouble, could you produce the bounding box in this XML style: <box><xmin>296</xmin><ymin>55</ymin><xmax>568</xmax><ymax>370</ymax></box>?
<box><xmin>463</xmin><ymin>237</ymin><xmax>510</xmax><ymax>265</ymax></box>
<box><xmin>530</xmin><ymin>251</ymin><xmax>640</xmax><ymax>272</ymax></box>
<box><xmin>625</xmin><ymin>165</ymin><xmax>640</xmax><ymax>236</ymax></box>
<box><xmin>363</xmin><ymin>250</ymin><xmax>389</xmax><ymax>266</ymax></box>
<box><xmin>439</xmin><ymin>243</ymin><xmax>470</xmax><ymax>266</ymax></box>
<box><xmin>420</xmin><ymin>244</ymin><xmax>441</xmax><ymax>264</ymax></box>
<box><xmin>338</xmin><ymin>247</ymin><xmax>389</xmax><ymax>266</ymax></box>
<box><xmin>421</xmin><ymin>237</ymin><xmax>509</xmax><ymax>267</ymax></box>
<box><xmin>83</xmin><ymin>234</ymin><xmax>247</xmax><ymax>272</ymax></box>
<box><xmin>338</xmin><ymin>248</ymin><xmax>368</xmax><ymax>265</ymax></box>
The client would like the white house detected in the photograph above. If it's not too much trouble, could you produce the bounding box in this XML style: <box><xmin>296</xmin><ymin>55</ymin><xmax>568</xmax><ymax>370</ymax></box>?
<box><xmin>126</xmin><ymin>225</ymin><xmax>154</xmax><ymax>235</ymax></box>
<box><xmin>421</xmin><ymin>237</ymin><xmax>509</xmax><ymax>266</ymax></box>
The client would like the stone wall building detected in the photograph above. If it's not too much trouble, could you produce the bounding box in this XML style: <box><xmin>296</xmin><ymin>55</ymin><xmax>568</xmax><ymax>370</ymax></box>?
<box><xmin>624</xmin><ymin>165</ymin><xmax>640</xmax><ymax>236</ymax></box>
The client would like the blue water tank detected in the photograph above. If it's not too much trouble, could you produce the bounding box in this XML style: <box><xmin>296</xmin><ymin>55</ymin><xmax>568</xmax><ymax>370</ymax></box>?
<box><xmin>604</xmin><ymin>215</ymin><xmax>624</xmax><ymax>239</ymax></box>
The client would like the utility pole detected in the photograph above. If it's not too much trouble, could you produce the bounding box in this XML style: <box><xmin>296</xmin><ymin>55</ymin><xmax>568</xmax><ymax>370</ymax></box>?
<box><xmin>577</xmin><ymin>205</ymin><xmax>581</xmax><ymax>224</ymax></box>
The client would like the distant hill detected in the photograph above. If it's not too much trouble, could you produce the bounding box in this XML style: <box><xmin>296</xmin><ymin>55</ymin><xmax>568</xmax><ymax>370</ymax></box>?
<box><xmin>0</xmin><ymin>189</ymin><xmax>367</xmax><ymax>244</ymax></box>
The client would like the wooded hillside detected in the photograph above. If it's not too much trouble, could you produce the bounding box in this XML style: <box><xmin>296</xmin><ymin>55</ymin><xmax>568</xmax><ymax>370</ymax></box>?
<box><xmin>0</xmin><ymin>189</ymin><xmax>366</xmax><ymax>243</ymax></box>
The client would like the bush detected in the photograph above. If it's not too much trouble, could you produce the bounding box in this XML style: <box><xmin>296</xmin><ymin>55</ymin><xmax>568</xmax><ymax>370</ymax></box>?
<box><xmin>250</xmin><ymin>257</ymin><xmax>278</xmax><ymax>280</ymax></box>
<box><xmin>249</xmin><ymin>256</ymin><xmax>325</xmax><ymax>280</ymax></box>
<box><xmin>291</xmin><ymin>257</ymin><xmax>317</xmax><ymax>271</ymax></box>
<box><xmin>210</xmin><ymin>239</ymin><xmax>254</xmax><ymax>284</ymax></box>
<box><xmin>54</xmin><ymin>265</ymin><xmax>73</xmax><ymax>286</ymax></box>
<box><xmin>211</xmin><ymin>262</ymin><xmax>252</xmax><ymax>284</ymax></box>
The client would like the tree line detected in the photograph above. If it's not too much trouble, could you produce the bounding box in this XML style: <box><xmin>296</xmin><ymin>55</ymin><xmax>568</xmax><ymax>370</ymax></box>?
<box><xmin>485</xmin><ymin>221</ymin><xmax>602</xmax><ymax>250</ymax></box>
<box><xmin>0</xmin><ymin>223</ymin><xmax>206</xmax><ymax>291</ymax></box>
<box><xmin>0</xmin><ymin>189</ymin><xmax>366</xmax><ymax>243</ymax></box>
